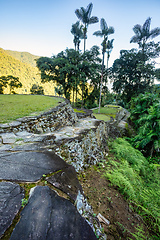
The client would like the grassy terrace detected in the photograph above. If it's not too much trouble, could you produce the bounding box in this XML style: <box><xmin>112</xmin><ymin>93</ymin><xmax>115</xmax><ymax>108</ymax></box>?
<box><xmin>0</xmin><ymin>95</ymin><xmax>64</xmax><ymax>123</ymax></box>
<box><xmin>92</xmin><ymin>105</ymin><xmax>121</xmax><ymax>121</ymax></box>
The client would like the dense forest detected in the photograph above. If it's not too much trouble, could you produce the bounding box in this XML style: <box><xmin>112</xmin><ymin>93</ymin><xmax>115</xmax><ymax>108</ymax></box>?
<box><xmin>0</xmin><ymin>48</ymin><xmax>55</xmax><ymax>95</ymax></box>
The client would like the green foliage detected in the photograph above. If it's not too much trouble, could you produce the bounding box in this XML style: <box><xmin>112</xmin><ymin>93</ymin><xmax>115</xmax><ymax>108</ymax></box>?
<box><xmin>104</xmin><ymin>138</ymin><xmax>160</xmax><ymax>237</ymax></box>
<box><xmin>0</xmin><ymin>95</ymin><xmax>63</xmax><ymax>123</ymax></box>
<box><xmin>30</xmin><ymin>84</ymin><xmax>44</xmax><ymax>95</ymax></box>
<box><xmin>21</xmin><ymin>198</ymin><xmax>28</xmax><ymax>207</ymax></box>
<box><xmin>129</xmin><ymin>93</ymin><xmax>160</xmax><ymax>156</ymax></box>
<box><xmin>37</xmin><ymin>47</ymin><xmax>102</xmax><ymax>106</ymax></box>
<box><xmin>0</xmin><ymin>75</ymin><xmax>22</xmax><ymax>94</ymax></box>
<box><xmin>111</xmin><ymin>49</ymin><xmax>154</xmax><ymax>104</ymax></box>
<box><xmin>0</xmin><ymin>75</ymin><xmax>8</xmax><ymax>94</ymax></box>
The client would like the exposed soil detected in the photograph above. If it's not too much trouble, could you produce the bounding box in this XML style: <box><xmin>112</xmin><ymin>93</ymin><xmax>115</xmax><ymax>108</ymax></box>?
<box><xmin>78</xmin><ymin>156</ymin><xmax>149</xmax><ymax>240</ymax></box>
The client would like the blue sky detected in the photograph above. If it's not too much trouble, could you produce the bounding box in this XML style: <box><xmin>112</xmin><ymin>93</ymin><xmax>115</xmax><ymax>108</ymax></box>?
<box><xmin>0</xmin><ymin>0</ymin><xmax>160</xmax><ymax>67</ymax></box>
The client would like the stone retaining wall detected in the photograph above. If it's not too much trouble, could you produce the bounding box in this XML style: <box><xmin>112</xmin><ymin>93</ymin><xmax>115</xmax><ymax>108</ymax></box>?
<box><xmin>0</xmin><ymin>100</ymin><xmax>78</xmax><ymax>134</ymax></box>
<box><xmin>54</xmin><ymin>121</ymin><xmax>109</xmax><ymax>172</ymax></box>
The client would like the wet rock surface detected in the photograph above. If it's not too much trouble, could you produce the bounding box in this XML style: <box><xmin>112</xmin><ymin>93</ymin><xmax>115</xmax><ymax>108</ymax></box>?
<box><xmin>0</xmin><ymin>151</ymin><xmax>69</xmax><ymax>182</ymax></box>
<box><xmin>10</xmin><ymin>186</ymin><xmax>97</xmax><ymax>240</ymax></box>
<box><xmin>47</xmin><ymin>165</ymin><xmax>83</xmax><ymax>202</ymax></box>
<box><xmin>0</xmin><ymin>182</ymin><xmax>24</xmax><ymax>237</ymax></box>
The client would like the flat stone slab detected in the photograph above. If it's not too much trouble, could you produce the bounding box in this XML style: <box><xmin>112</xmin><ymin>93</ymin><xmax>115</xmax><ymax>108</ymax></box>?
<box><xmin>0</xmin><ymin>145</ymin><xmax>12</xmax><ymax>151</ymax></box>
<box><xmin>47</xmin><ymin>165</ymin><xmax>83</xmax><ymax>201</ymax></box>
<box><xmin>15</xmin><ymin>131</ymin><xmax>34</xmax><ymax>138</ymax></box>
<box><xmin>10</xmin><ymin>186</ymin><xmax>97</xmax><ymax>240</ymax></box>
<box><xmin>0</xmin><ymin>133</ymin><xmax>17</xmax><ymax>144</ymax></box>
<box><xmin>0</xmin><ymin>182</ymin><xmax>24</xmax><ymax>237</ymax></box>
<box><xmin>0</xmin><ymin>151</ymin><xmax>69</xmax><ymax>182</ymax></box>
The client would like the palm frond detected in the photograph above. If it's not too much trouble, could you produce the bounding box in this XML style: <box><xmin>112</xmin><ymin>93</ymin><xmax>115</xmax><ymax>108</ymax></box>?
<box><xmin>75</xmin><ymin>9</ymin><xmax>83</xmax><ymax>21</ymax></box>
<box><xmin>89</xmin><ymin>16</ymin><xmax>99</xmax><ymax>24</ymax></box>
<box><xmin>130</xmin><ymin>35</ymin><xmax>141</xmax><ymax>43</ymax></box>
<box><xmin>100</xmin><ymin>18</ymin><xmax>107</xmax><ymax>31</ymax></box>
<box><xmin>106</xmin><ymin>39</ymin><xmax>114</xmax><ymax>49</ymax></box>
<box><xmin>132</xmin><ymin>24</ymin><xmax>142</xmax><ymax>36</ymax></box>
<box><xmin>143</xmin><ymin>17</ymin><xmax>151</xmax><ymax>34</ymax></box>
<box><xmin>86</xmin><ymin>2</ymin><xmax>93</xmax><ymax>19</ymax></box>
<box><xmin>93</xmin><ymin>30</ymin><xmax>103</xmax><ymax>37</ymax></box>
<box><xmin>149</xmin><ymin>27</ymin><xmax>160</xmax><ymax>39</ymax></box>
<box><xmin>108</xmin><ymin>26</ymin><xmax>115</xmax><ymax>35</ymax></box>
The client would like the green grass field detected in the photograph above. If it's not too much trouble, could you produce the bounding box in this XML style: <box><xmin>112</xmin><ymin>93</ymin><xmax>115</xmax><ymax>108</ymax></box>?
<box><xmin>0</xmin><ymin>95</ymin><xmax>64</xmax><ymax>123</ymax></box>
<box><xmin>93</xmin><ymin>113</ymin><xmax>110</xmax><ymax>121</ymax></box>
<box><xmin>92</xmin><ymin>106</ymin><xmax>121</xmax><ymax>121</ymax></box>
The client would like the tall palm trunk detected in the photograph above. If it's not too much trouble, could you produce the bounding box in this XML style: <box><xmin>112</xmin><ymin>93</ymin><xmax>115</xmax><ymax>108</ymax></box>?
<box><xmin>98</xmin><ymin>50</ymin><xmax>105</xmax><ymax>113</ymax></box>
<box><xmin>83</xmin><ymin>24</ymin><xmax>87</xmax><ymax>53</ymax></box>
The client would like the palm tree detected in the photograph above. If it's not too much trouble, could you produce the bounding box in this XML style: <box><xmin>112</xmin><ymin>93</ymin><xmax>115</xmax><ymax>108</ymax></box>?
<box><xmin>106</xmin><ymin>39</ymin><xmax>114</xmax><ymax>69</ymax></box>
<box><xmin>75</xmin><ymin>2</ymin><xmax>99</xmax><ymax>52</ymax></box>
<box><xmin>71</xmin><ymin>21</ymin><xmax>83</xmax><ymax>51</ymax></box>
<box><xmin>93</xmin><ymin>18</ymin><xmax>114</xmax><ymax>113</ymax></box>
<box><xmin>130</xmin><ymin>17</ymin><xmax>160</xmax><ymax>57</ymax></box>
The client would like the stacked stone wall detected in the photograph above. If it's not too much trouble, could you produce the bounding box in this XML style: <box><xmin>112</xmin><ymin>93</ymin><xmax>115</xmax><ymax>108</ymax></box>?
<box><xmin>0</xmin><ymin>101</ymin><xmax>78</xmax><ymax>134</ymax></box>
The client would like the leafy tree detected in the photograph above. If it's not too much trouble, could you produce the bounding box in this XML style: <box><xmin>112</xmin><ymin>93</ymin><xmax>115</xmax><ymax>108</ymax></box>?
<box><xmin>0</xmin><ymin>76</ymin><xmax>8</xmax><ymax>94</ymax></box>
<box><xmin>80</xmin><ymin>45</ymin><xmax>101</xmax><ymax>107</ymax></box>
<box><xmin>155</xmin><ymin>68</ymin><xmax>160</xmax><ymax>81</ymax></box>
<box><xmin>129</xmin><ymin>93</ymin><xmax>160</xmax><ymax>156</ymax></box>
<box><xmin>37</xmin><ymin>47</ymin><xmax>101</xmax><ymax>107</ymax></box>
<box><xmin>71</xmin><ymin>21</ymin><xmax>83</xmax><ymax>51</ymax></box>
<box><xmin>0</xmin><ymin>75</ymin><xmax>22</xmax><ymax>94</ymax></box>
<box><xmin>93</xmin><ymin>18</ymin><xmax>114</xmax><ymax>112</ymax></box>
<box><xmin>111</xmin><ymin>49</ymin><xmax>154</xmax><ymax>104</ymax></box>
<box><xmin>75</xmin><ymin>2</ymin><xmax>99</xmax><ymax>52</ymax></box>
<box><xmin>55</xmin><ymin>85</ymin><xmax>64</xmax><ymax>97</ymax></box>
<box><xmin>30</xmin><ymin>84</ymin><xmax>44</xmax><ymax>95</ymax></box>
<box><xmin>37</xmin><ymin>49</ymin><xmax>81</xmax><ymax>102</ymax></box>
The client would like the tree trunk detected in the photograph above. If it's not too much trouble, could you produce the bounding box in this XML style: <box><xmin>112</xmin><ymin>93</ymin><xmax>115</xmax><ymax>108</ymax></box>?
<box><xmin>83</xmin><ymin>25</ymin><xmax>87</xmax><ymax>53</ymax></box>
<box><xmin>73</xmin><ymin>89</ymin><xmax>75</xmax><ymax>107</ymax></box>
<box><xmin>98</xmin><ymin>51</ymin><xmax>105</xmax><ymax>113</ymax></box>
<box><xmin>81</xmin><ymin>85</ymin><xmax>84</xmax><ymax>108</ymax></box>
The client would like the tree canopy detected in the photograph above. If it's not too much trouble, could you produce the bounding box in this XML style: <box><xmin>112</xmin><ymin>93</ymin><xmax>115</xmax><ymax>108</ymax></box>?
<box><xmin>111</xmin><ymin>49</ymin><xmax>155</xmax><ymax>103</ymax></box>
<box><xmin>36</xmin><ymin>47</ymin><xmax>102</xmax><ymax>107</ymax></box>
<box><xmin>0</xmin><ymin>75</ymin><xmax>22</xmax><ymax>94</ymax></box>
<box><xmin>75</xmin><ymin>2</ymin><xmax>99</xmax><ymax>52</ymax></box>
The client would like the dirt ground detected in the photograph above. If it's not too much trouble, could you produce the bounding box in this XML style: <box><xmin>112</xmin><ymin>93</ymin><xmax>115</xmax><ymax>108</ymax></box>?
<box><xmin>78</xmin><ymin>160</ymin><xmax>149</xmax><ymax>240</ymax></box>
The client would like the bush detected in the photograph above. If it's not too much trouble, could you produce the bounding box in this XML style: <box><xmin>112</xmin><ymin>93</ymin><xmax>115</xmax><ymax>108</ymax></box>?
<box><xmin>129</xmin><ymin>93</ymin><xmax>160</xmax><ymax>156</ymax></box>
<box><xmin>30</xmin><ymin>84</ymin><xmax>44</xmax><ymax>95</ymax></box>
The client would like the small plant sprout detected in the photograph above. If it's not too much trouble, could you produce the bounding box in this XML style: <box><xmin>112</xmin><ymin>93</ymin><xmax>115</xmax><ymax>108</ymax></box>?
<box><xmin>21</xmin><ymin>198</ymin><xmax>28</xmax><ymax>207</ymax></box>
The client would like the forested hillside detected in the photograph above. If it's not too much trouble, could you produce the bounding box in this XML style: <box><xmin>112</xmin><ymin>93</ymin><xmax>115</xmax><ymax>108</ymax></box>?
<box><xmin>6</xmin><ymin>50</ymin><xmax>39</xmax><ymax>67</ymax></box>
<box><xmin>0</xmin><ymin>48</ymin><xmax>55</xmax><ymax>95</ymax></box>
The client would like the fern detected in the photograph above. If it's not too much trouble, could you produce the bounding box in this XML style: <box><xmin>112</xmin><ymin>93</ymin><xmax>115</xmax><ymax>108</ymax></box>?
<box><xmin>129</xmin><ymin>93</ymin><xmax>160</xmax><ymax>156</ymax></box>
<box><xmin>105</xmin><ymin>138</ymin><xmax>160</xmax><ymax>236</ymax></box>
